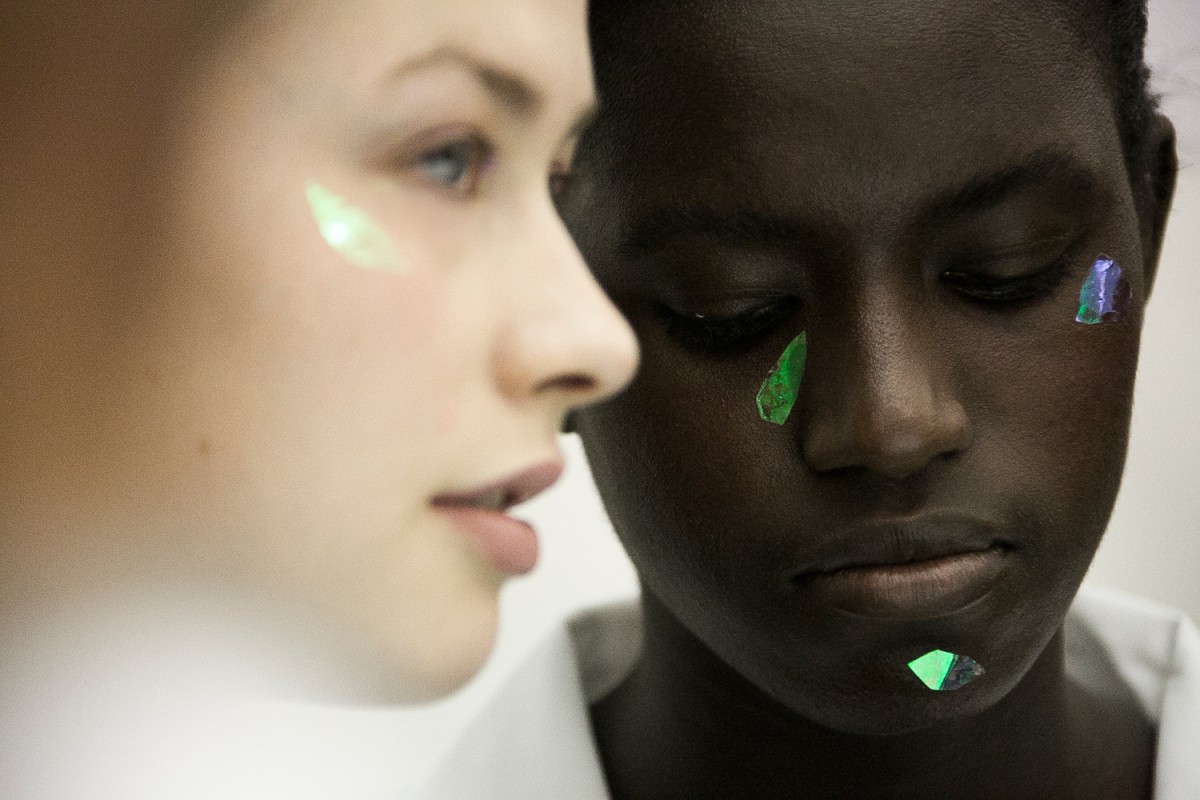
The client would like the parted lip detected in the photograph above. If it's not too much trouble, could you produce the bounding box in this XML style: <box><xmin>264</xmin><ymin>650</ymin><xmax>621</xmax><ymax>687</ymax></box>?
<box><xmin>430</xmin><ymin>460</ymin><xmax>564</xmax><ymax>512</ymax></box>
<box><xmin>792</xmin><ymin>514</ymin><xmax>1011</xmax><ymax>578</ymax></box>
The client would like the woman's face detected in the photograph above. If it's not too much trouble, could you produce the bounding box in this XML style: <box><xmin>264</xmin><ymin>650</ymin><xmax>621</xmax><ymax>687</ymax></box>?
<box><xmin>568</xmin><ymin>0</ymin><xmax>1174</xmax><ymax>732</ymax></box>
<box><xmin>114</xmin><ymin>0</ymin><xmax>637</xmax><ymax>698</ymax></box>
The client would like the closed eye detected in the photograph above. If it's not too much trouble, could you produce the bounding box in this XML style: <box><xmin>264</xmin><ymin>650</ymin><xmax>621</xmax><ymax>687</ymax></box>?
<box><xmin>941</xmin><ymin>254</ymin><xmax>1073</xmax><ymax>305</ymax></box>
<box><xmin>657</xmin><ymin>297</ymin><xmax>798</xmax><ymax>355</ymax></box>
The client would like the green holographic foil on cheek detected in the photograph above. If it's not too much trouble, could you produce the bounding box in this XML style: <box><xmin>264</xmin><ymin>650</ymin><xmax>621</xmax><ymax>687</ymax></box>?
<box><xmin>908</xmin><ymin>649</ymin><xmax>985</xmax><ymax>691</ymax></box>
<box><xmin>305</xmin><ymin>181</ymin><xmax>405</xmax><ymax>273</ymax></box>
<box><xmin>756</xmin><ymin>331</ymin><xmax>807</xmax><ymax>425</ymax></box>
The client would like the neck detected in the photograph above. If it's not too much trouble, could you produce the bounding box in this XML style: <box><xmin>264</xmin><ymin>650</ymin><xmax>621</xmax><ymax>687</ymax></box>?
<box><xmin>591</xmin><ymin>592</ymin><xmax>1153</xmax><ymax>800</ymax></box>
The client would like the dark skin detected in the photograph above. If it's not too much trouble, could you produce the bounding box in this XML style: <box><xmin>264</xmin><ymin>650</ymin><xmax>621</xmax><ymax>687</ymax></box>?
<box><xmin>564</xmin><ymin>0</ymin><xmax>1178</xmax><ymax>797</ymax></box>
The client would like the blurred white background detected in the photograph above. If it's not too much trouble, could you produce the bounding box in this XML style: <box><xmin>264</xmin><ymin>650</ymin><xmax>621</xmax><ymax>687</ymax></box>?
<box><xmin>300</xmin><ymin>4</ymin><xmax>1200</xmax><ymax>794</ymax></box>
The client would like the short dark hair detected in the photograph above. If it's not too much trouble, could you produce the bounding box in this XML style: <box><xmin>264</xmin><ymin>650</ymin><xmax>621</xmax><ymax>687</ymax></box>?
<box><xmin>1076</xmin><ymin>0</ymin><xmax>1160</xmax><ymax>178</ymax></box>
<box><xmin>588</xmin><ymin>0</ymin><xmax>1160</xmax><ymax>179</ymax></box>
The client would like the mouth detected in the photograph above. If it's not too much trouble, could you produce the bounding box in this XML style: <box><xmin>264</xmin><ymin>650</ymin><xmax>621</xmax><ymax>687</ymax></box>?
<box><xmin>430</xmin><ymin>460</ymin><xmax>564</xmax><ymax>576</ymax></box>
<box><xmin>791</xmin><ymin>516</ymin><xmax>1015</xmax><ymax>621</ymax></box>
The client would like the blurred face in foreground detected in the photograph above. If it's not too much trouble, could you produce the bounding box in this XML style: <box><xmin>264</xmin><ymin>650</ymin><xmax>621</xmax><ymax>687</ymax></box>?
<box><xmin>568</xmin><ymin>0</ymin><xmax>1175</xmax><ymax>738</ymax></box>
<box><xmin>1</xmin><ymin>0</ymin><xmax>636</xmax><ymax>701</ymax></box>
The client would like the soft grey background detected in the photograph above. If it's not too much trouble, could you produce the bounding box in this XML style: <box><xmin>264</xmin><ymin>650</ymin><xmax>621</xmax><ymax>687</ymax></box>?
<box><xmin>1090</xmin><ymin>0</ymin><xmax>1199</xmax><ymax>618</ymax></box>
<box><xmin>324</xmin><ymin>5</ymin><xmax>1200</xmax><ymax>793</ymax></box>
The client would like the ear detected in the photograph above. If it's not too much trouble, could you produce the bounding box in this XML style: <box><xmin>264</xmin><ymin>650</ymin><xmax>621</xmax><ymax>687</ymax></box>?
<box><xmin>1137</xmin><ymin>114</ymin><xmax>1178</xmax><ymax>299</ymax></box>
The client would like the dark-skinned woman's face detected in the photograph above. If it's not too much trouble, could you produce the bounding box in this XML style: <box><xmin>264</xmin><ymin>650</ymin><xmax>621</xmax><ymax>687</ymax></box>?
<box><xmin>565</xmin><ymin>0</ymin><xmax>1174</xmax><ymax>734</ymax></box>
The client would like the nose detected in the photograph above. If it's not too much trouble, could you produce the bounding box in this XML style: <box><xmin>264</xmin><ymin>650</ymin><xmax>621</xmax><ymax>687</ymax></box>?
<box><xmin>491</xmin><ymin>200</ymin><xmax>639</xmax><ymax>414</ymax></box>
<box><xmin>801</xmin><ymin>306</ymin><xmax>971</xmax><ymax>479</ymax></box>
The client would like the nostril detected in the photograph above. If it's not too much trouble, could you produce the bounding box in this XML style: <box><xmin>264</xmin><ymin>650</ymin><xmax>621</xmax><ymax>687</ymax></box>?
<box><xmin>538</xmin><ymin>373</ymin><xmax>598</xmax><ymax>395</ymax></box>
<box><xmin>803</xmin><ymin>404</ymin><xmax>972</xmax><ymax>478</ymax></box>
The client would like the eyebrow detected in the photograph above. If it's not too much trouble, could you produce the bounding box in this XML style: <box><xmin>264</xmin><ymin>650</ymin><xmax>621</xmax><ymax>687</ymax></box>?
<box><xmin>920</xmin><ymin>148</ymin><xmax>1098</xmax><ymax>228</ymax></box>
<box><xmin>385</xmin><ymin>46</ymin><xmax>541</xmax><ymax>115</ymax></box>
<box><xmin>621</xmin><ymin>149</ymin><xmax>1098</xmax><ymax>259</ymax></box>
<box><xmin>621</xmin><ymin>207</ymin><xmax>812</xmax><ymax>258</ymax></box>
<box><xmin>383</xmin><ymin>45</ymin><xmax>596</xmax><ymax>143</ymax></box>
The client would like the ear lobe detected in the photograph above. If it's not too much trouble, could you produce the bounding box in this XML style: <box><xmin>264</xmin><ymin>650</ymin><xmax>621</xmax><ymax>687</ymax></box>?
<box><xmin>1138</xmin><ymin>114</ymin><xmax>1178</xmax><ymax>299</ymax></box>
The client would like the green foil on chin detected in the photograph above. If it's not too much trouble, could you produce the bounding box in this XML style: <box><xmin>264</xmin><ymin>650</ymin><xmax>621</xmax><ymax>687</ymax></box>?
<box><xmin>908</xmin><ymin>649</ymin><xmax>985</xmax><ymax>691</ymax></box>
<box><xmin>305</xmin><ymin>181</ymin><xmax>405</xmax><ymax>273</ymax></box>
<box><xmin>756</xmin><ymin>332</ymin><xmax>807</xmax><ymax>425</ymax></box>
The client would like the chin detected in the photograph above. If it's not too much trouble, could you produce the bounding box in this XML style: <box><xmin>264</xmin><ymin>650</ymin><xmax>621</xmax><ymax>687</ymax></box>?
<box><xmin>380</xmin><ymin>587</ymin><xmax>503</xmax><ymax>704</ymax></box>
<box><xmin>779</xmin><ymin>662</ymin><xmax>1025</xmax><ymax>738</ymax></box>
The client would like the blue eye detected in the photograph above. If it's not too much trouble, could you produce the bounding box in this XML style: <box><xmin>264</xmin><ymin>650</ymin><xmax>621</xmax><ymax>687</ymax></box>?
<box><xmin>417</xmin><ymin>137</ymin><xmax>492</xmax><ymax>196</ymax></box>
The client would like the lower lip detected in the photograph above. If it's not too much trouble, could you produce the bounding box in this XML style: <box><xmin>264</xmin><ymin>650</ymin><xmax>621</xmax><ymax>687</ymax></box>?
<box><xmin>795</xmin><ymin>547</ymin><xmax>1009</xmax><ymax>620</ymax></box>
<box><xmin>435</xmin><ymin>506</ymin><xmax>540</xmax><ymax>576</ymax></box>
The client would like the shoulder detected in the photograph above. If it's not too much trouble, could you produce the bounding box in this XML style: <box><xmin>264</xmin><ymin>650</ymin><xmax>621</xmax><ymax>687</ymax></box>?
<box><xmin>1068</xmin><ymin>584</ymin><xmax>1200</xmax><ymax>800</ymax></box>
<box><xmin>416</xmin><ymin>599</ymin><xmax>642</xmax><ymax>800</ymax></box>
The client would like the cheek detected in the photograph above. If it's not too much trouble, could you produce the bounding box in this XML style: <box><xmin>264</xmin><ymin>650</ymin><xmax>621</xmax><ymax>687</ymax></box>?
<box><xmin>965</xmin><ymin>311</ymin><xmax>1141</xmax><ymax>550</ymax></box>
<box><xmin>580</xmin><ymin>336</ymin><xmax>770</xmax><ymax>572</ymax></box>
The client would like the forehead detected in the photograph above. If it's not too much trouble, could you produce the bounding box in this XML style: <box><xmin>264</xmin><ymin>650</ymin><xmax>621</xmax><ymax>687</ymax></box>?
<box><xmin>239</xmin><ymin>0</ymin><xmax>594</xmax><ymax>108</ymax></box>
<box><xmin>594</xmin><ymin>0</ymin><xmax>1123</xmax><ymax>229</ymax></box>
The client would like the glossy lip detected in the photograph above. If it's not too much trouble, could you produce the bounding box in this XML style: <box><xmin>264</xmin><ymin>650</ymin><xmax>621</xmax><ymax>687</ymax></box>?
<box><xmin>430</xmin><ymin>459</ymin><xmax>564</xmax><ymax>576</ymax></box>
<box><xmin>791</xmin><ymin>515</ymin><xmax>1014</xmax><ymax>621</ymax></box>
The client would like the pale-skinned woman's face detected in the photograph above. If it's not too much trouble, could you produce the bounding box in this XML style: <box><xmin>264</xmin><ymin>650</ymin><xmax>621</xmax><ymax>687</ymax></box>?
<box><xmin>110</xmin><ymin>0</ymin><xmax>637</xmax><ymax>699</ymax></box>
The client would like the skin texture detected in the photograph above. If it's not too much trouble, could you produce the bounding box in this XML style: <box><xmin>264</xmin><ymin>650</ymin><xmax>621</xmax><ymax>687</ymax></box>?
<box><xmin>0</xmin><ymin>0</ymin><xmax>637</xmax><ymax>705</ymax></box>
<box><xmin>566</xmin><ymin>0</ymin><xmax>1177</xmax><ymax>796</ymax></box>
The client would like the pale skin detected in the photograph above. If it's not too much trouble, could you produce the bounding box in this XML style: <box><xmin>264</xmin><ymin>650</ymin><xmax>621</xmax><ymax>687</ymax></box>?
<box><xmin>0</xmin><ymin>0</ymin><xmax>636</xmax><ymax>706</ymax></box>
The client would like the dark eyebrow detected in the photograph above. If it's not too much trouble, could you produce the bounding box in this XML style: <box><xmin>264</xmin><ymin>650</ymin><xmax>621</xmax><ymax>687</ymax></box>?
<box><xmin>620</xmin><ymin>150</ymin><xmax>1096</xmax><ymax>259</ymax></box>
<box><xmin>921</xmin><ymin>148</ymin><xmax>1098</xmax><ymax>228</ymax></box>
<box><xmin>384</xmin><ymin>46</ymin><xmax>542</xmax><ymax>117</ymax></box>
<box><xmin>621</xmin><ymin>207</ymin><xmax>811</xmax><ymax>258</ymax></box>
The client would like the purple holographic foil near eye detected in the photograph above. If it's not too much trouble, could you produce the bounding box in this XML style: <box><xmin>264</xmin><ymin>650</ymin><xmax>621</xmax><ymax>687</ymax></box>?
<box><xmin>1076</xmin><ymin>255</ymin><xmax>1131</xmax><ymax>325</ymax></box>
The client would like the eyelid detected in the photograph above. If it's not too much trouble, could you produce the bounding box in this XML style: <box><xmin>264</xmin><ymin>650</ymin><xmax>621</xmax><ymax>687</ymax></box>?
<box><xmin>659</xmin><ymin>295</ymin><xmax>799</xmax><ymax>354</ymax></box>
<box><xmin>948</xmin><ymin>233</ymin><xmax>1077</xmax><ymax>270</ymax></box>
<box><xmin>667</xmin><ymin>294</ymin><xmax>784</xmax><ymax>320</ymax></box>
<box><xmin>941</xmin><ymin>253</ymin><xmax>1074</xmax><ymax>304</ymax></box>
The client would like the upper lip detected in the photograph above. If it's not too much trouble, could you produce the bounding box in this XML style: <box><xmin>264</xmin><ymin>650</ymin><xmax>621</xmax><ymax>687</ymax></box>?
<box><xmin>793</xmin><ymin>514</ymin><xmax>1009</xmax><ymax>577</ymax></box>
<box><xmin>430</xmin><ymin>459</ymin><xmax>565</xmax><ymax>512</ymax></box>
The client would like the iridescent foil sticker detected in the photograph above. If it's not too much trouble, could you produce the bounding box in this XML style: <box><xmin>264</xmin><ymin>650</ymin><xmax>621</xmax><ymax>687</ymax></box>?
<box><xmin>1075</xmin><ymin>255</ymin><xmax>1131</xmax><ymax>324</ymax></box>
<box><xmin>305</xmin><ymin>181</ymin><xmax>405</xmax><ymax>273</ymax></box>
<box><xmin>756</xmin><ymin>331</ymin><xmax>807</xmax><ymax>425</ymax></box>
<box><xmin>908</xmin><ymin>649</ymin><xmax>985</xmax><ymax>691</ymax></box>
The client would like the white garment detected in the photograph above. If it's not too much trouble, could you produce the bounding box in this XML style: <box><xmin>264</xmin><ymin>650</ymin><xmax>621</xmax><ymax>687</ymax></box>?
<box><xmin>418</xmin><ymin>585</ymin><xmax>1200</xmax><ymax>799</ymax></box>
<box><xmin>0</xmin><ymin>590</ymin><xmax>415</xmax><ymax>800</ymax></box>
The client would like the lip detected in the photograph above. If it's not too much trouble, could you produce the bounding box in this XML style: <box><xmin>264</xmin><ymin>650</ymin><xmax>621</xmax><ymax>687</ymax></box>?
<box><xmin>431</xmin><ymin>460</ymin><xmax>564</xmax><ymax>576</ymax></box>
<box><xmin>791</xmin><ymin>516</ymin><xmax>1013</xmax><ymax>620</ymax></box>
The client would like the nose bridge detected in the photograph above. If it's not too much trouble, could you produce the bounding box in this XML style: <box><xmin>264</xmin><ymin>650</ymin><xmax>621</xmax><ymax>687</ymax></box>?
<box><xmin>802</xmin><ymin>273</ymin><xmax>970</xmax><ymax>478</ymax></box>
<box><xmin>491</xmin><ymin>191</ymin><xmax>638</xmax><ymax>406</ymax></box>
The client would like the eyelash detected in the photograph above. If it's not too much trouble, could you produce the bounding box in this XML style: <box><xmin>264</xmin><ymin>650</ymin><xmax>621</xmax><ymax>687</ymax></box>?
<box><xmin>658</xmin><ymin>298</ymin><xmax>798</xmax><ymax>355</ymax></box>
<box><xmin>658</xmin><ymin>253</ymin><xmax>1072</xmax><ymax>353</ymax></box>
<box><xmin>940</xmin><ymin>254</ymin><xmax>1074</xmax><ymax>305</ymax></box>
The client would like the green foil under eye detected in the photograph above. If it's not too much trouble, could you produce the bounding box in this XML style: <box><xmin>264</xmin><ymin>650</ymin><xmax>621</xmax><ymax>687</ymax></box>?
<box><xmin>756</xmin><ymin>331</ymin><xmax>807</xmax><ymax>425</ymax></box>
<box><xmin>305</xmin><ymin>181</ymin><xmax>405</xmax><ymax>273</ymax></box>
<box><xmin>908</xmin><ymin>649</ymin><xmax>985</xmax><ymax>691</ymax></box>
